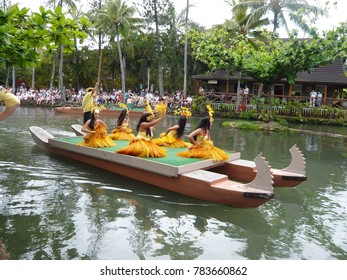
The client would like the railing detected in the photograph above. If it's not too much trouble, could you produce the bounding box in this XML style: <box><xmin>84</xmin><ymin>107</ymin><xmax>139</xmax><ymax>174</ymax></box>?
<box><xmin>204</xmin><ymin>91</ymin><xmax>347</xmax><ymax>108</ymax></box>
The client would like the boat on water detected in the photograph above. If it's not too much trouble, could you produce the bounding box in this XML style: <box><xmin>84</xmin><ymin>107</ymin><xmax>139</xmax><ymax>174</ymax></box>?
<box><xmin>70</xmin><ymin>123</ymin><xmax>306</xmax><ymax>187</ymax></box>
<box><xmin>56</xmin><ymin>106</ymin><xmax>144</xmax><ymax>117</ymax></box>
<box><xmin>210</xmin><ymin>144</ymin><xmax>306</xmax><ymax>187</ymax></box>
<box><xmin>29</xmin><ymin>126</ymin><xmax>275</xmax><ymax>208</ymax></box>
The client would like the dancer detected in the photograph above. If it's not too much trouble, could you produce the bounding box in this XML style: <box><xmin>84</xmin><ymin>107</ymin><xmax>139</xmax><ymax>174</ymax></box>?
<box><xmin>177</xmin><ymin>105</ymin><xmax>230</xmax><ymax>161</ymax></box>
<box><xmin>109</xmin><ymin>103</ymin><xmax>135</xmax><ymax>141</ymax></box>
<box><xmin>82</xmin><ymin>83</ymin><xmax>98</xmax><ymax>124</ymax></box>
<box><xmin>116</xmin><ymin>102</ymin><xmax>167</xmax><ymax>158</ymax></box>
<box><xmin>152</xmin><ymin>107</ymin><xmax>191</xmax><ymax>148</ymax></box>
<box><xmin>78</xmin><ymin>107</ymin><xmax>115</xmax><ymax>148</ymax></box>
<box><xmin>0</xmin><ymin>86</ymin><xmax>20</xmax><ymax>121</ymax></box>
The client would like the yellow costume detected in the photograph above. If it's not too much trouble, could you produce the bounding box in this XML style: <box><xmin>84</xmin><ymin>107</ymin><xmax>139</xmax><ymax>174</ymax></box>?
<box><xmin>0</xmin><ymin>89</ymin><xmax>20</xmax><ymax>107</ymax></box>
<box><xmin>78</xmin><ymin>122</ymin><xmax>115</xmax><ymax>148</ymax></box>
<box><xmin>177</xmin><ymin>135</ymin><xmax>229</xmax><ymax>161</ymax></box>
<box><xmin>152</xmin><ymin>130</ymin><xmax>189</xmax><ymax>148</ymax></box>
<box><xmin>116</xmin><ymin>131</ymin><xmax>167</xmax><ymax>158</ymax></box>
<box><xmin>109</xmin><ymin>120</ymin><xmax>135</xmax><ymax>141</ymax></box>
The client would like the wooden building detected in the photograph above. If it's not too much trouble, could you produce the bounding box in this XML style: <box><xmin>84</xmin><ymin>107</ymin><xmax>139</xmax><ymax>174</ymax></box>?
<box><xmin>192</xmin><ymin>59</ymin><xmax>347</xmax><ymax>106</ymax></box>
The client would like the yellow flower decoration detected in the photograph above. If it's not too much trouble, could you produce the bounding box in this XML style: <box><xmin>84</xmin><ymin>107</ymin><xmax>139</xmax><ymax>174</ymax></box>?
<box><xmin>206</xmin><ymin>104</ymin><xmax>214</xmax><ymax>122</ymax></box>
<box><xmin>118</xmin><ymin>102</ymin><xmax>128</xmax><ymax>109</ymax></box>
<box><xmin>174</xmin><ymin>107</ymin><xmax>192</xmax><ymax>118</ymax></box>
<box><xmin>145</xmin><ymin>101</ymin><xmax>154</xmax><ymax>121</ymax></box>
<box><xmin>155</xmin><ymin>102</ymin><xmax>167</xmax><ymax>117</ymax></box>
<box><xmin>92</xmin><ymin>106</ymin><xmax>101</xmax><ymax>114</ymax></box>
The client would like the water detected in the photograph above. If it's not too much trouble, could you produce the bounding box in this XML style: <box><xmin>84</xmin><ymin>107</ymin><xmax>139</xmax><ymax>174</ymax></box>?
<box><xmin>0</xmin><ymin>106</ymin><xmax>346</xmax><ymax>260</ymax></box>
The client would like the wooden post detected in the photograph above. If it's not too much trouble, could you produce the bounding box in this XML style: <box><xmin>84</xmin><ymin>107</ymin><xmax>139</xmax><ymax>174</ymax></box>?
<box><xmin>323</xmin><ymin>85</ymin><xmax>328</xmax><ymax>105</ymax></box>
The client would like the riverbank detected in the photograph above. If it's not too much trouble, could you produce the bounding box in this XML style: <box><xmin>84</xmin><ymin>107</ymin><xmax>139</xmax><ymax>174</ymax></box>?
<box><xmin>222</xmin><ymin>120</ymin><xmax>347</xmax><ymax>138</ymax></box>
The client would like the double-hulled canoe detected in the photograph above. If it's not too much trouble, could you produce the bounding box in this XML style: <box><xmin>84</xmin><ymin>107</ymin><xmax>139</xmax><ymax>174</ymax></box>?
<box><xmin>29</xmin><ymin>126</ymin><xmax>275</xmax><ymax>208</ymax></box>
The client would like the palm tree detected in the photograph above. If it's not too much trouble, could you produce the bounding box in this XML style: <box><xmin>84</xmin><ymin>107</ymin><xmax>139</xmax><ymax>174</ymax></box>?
<box><xmin>232</xmin><ymin>0</ymin><xmax>327</xmax><ymax>35</ymax></box>
<box><xmin>214</xmin><ymin>0</ymin><xmax>269</xmax><ymax>107</ymax></box>
<box><xmin>95</xmin><ymin>0</ymin><xmax>141</xmax><ymax>99</ymax></box>
<box><xmin>45</xmin><ymin>0</ymin><xmax>78</xmax><ymax>100</ymax></box>
<box><xmin>221</xmin><ymin>0</ymin><xmax>269</xmax><ymax>40</ymax></box>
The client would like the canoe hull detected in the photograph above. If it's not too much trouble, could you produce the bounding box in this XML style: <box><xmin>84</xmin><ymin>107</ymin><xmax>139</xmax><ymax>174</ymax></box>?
<box><xmin>29</xmin><ymin>126</ymin><xmax>275</xmax><ymax>208</ymax></box>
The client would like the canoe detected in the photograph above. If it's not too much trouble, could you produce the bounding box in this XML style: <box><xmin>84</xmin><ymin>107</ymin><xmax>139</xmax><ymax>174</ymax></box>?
<box><xmin>210</xmin><ymin>144</ymin><xmax>307</xmax><ymax>187</ymax></box>
<box><xmin>56</xmin><ymin>106</ymin><xmax>144</xmax><ymax>117</ymax></box>
<box><xmin>28</xmin><ymin>126</ymin><xmax>275</xmax><ymax>208</ymax></box>
<box><xmin>70</xmin><ymin>123</ymin><xmax>306</xmax><ymax>187</ymax></box>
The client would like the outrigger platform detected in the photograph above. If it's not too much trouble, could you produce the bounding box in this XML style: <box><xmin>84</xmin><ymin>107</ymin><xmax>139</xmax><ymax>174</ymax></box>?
<box><xmin>70</xmin><ymin>124</ymin><xmax>307</xmax><ymax>188</ymax></box>
<box><xmin>29</xmin><ymin>126</ymin><xmax>275</xmax><ymax>208</ymax></box>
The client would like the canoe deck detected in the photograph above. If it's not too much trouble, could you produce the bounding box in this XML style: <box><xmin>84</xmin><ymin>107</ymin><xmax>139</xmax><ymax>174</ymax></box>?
<box><xmin>50</xmin><ymin>136</ymin><xmax>241</xmax><ymax>177</ymax></box>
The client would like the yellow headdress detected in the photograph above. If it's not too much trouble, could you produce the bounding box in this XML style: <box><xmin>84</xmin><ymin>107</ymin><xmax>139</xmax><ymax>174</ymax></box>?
<box><xmin>174</xmin><ymin>107</ymin><xmax>192</xmax><ymax>118</ymax></box>
<box><xmin>118</xmin><ymin>102</ymin><xmax>128</xmax><ymax>109</ymax></box>
<box><xmin>206</xmin><ymin>104</ymin><xmax>214</xmax><ymax>122</ymax></box>
<box><xmin>145</xmin><ymin>101</ymin><xmax>155</xmax><ymax>121</ymax></box>
<box><xmin>91</xmin><ymin>106</ymin><xmax>101</xmax><ymax>114</ymax></box>
<box><xmin>154</xmin><ymin>102</ymin><xmax>167</xmax><ymax>117</ymax></box>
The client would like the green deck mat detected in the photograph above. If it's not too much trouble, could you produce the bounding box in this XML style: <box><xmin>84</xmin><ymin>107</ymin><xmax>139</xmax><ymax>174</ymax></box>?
<box><xmin>55</xmin><ymin>136</ymin><xmax>235</xmax><ymax>167</ymax></box>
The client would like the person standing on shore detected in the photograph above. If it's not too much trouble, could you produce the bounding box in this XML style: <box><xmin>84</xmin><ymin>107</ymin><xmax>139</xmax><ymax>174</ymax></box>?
<box><xmin>82</xmin><ymin>82</ymin><xmax>98</xmax><ymax>124</ymax></box>
<box><xmin>0</xmin><ymin>86</ymin><xmax>20</xmax><ymax>122</ymax></box>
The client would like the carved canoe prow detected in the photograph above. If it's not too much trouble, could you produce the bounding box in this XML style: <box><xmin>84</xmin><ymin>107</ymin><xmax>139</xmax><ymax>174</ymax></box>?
<box><xmin>282</xmin><ymin>144</ymin><xmax>306</xmax><ymax>175</ymax></box>
<box><xmin>245</xmin><ymin>153</ymin><xmax>274</xmax><ymax>193</ymax></box>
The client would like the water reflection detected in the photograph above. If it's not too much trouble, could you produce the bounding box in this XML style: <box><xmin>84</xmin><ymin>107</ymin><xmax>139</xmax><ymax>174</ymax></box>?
<box><xmin>1</xmin><ymin>107</ymin><xmax>347</xmax><ymax>260</ymax></box>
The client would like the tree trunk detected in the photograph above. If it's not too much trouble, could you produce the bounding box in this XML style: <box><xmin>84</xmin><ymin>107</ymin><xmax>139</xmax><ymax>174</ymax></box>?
<box><xmin>154</xmin><ymin>0</ymin><xmax>163</xmax><ymax>95</ymax></box>
<box><xmin>183</xmin><ymin>0</ymin><xmax>189</xmax><ymax>98</ymax></box>
<box><xmin>12</xmin><ymin>66</ymin><xmax>16</xmax><ymax>93</ymax></box>
<box><xmin>59</xmin><ymin>45</ymin><xmax>65</xmax><ymax>101</ymax></box>
<box><xmin>236</xmin><ymin>76</ymin><xmax>241</xmax><ymax>111</ymax></box>
<box><xmin>117</xmin><ymin>32</ymin><xmax>126</xmax><ymax>101</ymax></box>
<box><xmin>32</xmin><ymin>66</ymin><xmax>35</xmax><ymax>90</ymax></box>
<box><xmin>50</xmin><ymin>53</ymin><xmax>56</xmax><ymax>91</ymax></box>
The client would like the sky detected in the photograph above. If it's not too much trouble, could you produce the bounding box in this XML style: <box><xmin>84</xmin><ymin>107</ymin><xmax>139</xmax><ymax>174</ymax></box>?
<box><xmin>12</xmin><ymin>0</ymin><xmax>347</xmax><ymax>34</ymax></box>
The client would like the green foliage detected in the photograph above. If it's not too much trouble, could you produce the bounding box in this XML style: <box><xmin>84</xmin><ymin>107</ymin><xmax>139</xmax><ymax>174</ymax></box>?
<box><xmin>239</xmin><ymin>109</ymin><xmax>257</xmax><ymax>120</ymax></box>
<box><xmin>191</xmin><ymin>96</ymin><xmax>208</xmax><ymax>115</ymax></box>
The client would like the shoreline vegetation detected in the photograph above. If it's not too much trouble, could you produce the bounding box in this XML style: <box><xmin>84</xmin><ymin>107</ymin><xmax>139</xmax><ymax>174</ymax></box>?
<box><xmin>222</xmin><ymin>120</ymin><xmax>347</xmax><ymax>138</ymax></box>
<box><xmin>11</xmin><ymin>99</ymin><xmax>347</xmax><ymax>138</ymax></box>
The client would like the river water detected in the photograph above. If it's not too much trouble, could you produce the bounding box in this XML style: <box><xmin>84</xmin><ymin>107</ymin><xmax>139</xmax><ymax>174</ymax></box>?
<box><xmin>0</xmin><ymin>106</ymin><xmax>346</xmax><ymax>260</ymax></box>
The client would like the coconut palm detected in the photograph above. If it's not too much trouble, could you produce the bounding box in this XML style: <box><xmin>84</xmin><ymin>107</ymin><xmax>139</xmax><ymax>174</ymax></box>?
<box><xmin>232</xmin><ymin>0</ymin><xmax>327</xmax><ymax>35</ymax></box>
<box><xmin>221</xmin><ymin>0</ymin><xmax>269</xmax><ymax>39</ymax></box>
<box><xmin>95</xmin><ymin>0</ymin><xmax>142</xmax><ymax>99</ymax></box>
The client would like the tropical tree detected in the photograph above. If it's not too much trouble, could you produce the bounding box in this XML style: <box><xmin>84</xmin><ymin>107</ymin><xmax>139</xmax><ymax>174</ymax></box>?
<box><xmin>138</xmin><ymin>0</ymin><xmax>173</xmax><ymax>96</ymax></box>
<box><xmin>214</xmin><ymin>0</ymin><xmax>270</xmax><ymax>107</ymax></box>
<box><xmin>0</xmin><ymin>5</ymin><xmax>51</xmax><ymax>91</ymax></box>
<box><xmin>189</xmin><ymin>25</ymin><xmax>347</xmax><ymax>111</ymax></box>
<box><xmin>95</xmin><ymin>0</ymin><xmax>142</xmax><ymax>99</ymax></box>
<box><xmin>231</xmin><ymin>0</ymin><xmax>327</xmax><ymax>35</ymax></box>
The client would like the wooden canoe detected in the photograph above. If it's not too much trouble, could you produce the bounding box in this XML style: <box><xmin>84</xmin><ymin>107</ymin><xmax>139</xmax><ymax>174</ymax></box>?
<box><xmin>28</xmin><ymin>126</ymin><xmax>275</xmax><ymax>208</ymax></box>
<box><xmin>71</xmin><ymin>124</ymin><xmax>306</xmax><ymax>187</ymax></box>
<box><xmin>210</xmin><ymin>144</ymin><xmax>306</xmax><ymax>187</ymax></box>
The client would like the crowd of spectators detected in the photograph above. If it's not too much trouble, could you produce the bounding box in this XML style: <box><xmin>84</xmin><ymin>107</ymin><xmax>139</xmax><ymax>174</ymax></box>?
<box><xmin>11</xmin><ymin>86</ymin><xmax>194</xmax><ymax>109</ymax></box>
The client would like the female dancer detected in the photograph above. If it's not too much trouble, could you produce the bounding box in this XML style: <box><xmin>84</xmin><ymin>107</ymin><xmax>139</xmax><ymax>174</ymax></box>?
<box><xmin>78</xmin><ymin>107</ymin><xmax>115</xmax><ymax>148</ymax></box>
<box><xmin>177</xmin><ymin>106</ymin><xmax>229</xmax><ymax>161</ymax></box>
<box><xmin>152</xmin><ymin>107</ymin><xmax>190</xmax><ymax>148</ymax></box>
<box><xmin>109</xmin><ymin>105</ymin><xmax>135</xmax><ymax>141</ymax></box>
<box><xmin>116</xmin><ymin>102</ymin><xmax>167</xmax><ymax>158</ymax></box>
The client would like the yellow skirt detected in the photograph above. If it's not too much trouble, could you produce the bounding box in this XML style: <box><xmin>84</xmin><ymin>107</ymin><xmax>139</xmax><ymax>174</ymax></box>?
<box><xmin>109</xmin><ymin>127</ymin><xmax>135</xmax><ymax>141</ymax></box>
<box><xmin>78</xmin><ymin>124</ymin><xmax>115</xmax><ymax>148</ymax></box>
<box><xmin>152</xmin><ymin>132</ymin><xmax>189</xmax><ymax>148</ymax></box>
<box><xmin>177</xmin><ymin>140</ymin><xmax>229</xmax><ymax>161</ymax></box>
<box><xmin>116</xmin><ymin>138</ymin><xmax>167</xmax><ymax>158</ymax></box>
